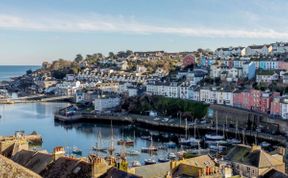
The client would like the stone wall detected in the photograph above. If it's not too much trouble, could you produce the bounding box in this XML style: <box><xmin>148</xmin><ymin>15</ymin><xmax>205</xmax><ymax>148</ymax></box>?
<box><xmin>209</xmin><ymin>104</ymin><xmax>283</xmax><ymax>134</ymax></box>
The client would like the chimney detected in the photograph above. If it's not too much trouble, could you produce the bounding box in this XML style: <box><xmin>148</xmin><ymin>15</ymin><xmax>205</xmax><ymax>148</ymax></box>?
<box><xmin>53</xmin><ymin>146</ymin><xmax>65</xmax><ymax>161</ymax></box>
<box><xmin>277</xmin><ymin>146</ymin><xmax>285</xmax><ymax>156</ymax></box>
<box><xmin>170</xmin><ymin>160</ymin><xmax>177</xmax><ymax>171</ymax></box>
<box><xmin>251</xmin><ymin>144</ymin><xmax>261</xmax><ymax>152</ymax></box>
<box><xmin>91</xmin><ymin>156</ymin><xmax>109</xmax><ymax>178</ymax></box>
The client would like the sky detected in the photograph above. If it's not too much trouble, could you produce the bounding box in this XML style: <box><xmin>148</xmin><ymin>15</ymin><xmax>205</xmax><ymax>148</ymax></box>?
<box><xmin>1</xmin><ymin>0</ymin><xmax>288</xmax><ymax>65</ymax></box>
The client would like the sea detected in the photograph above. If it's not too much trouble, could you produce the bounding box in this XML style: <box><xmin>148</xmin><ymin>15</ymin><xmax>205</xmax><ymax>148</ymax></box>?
<box><xmin>0</xmin><ymin>65</ymin><xmax>40</xmax><ymax>81</ymax></box>
<box><xmin>0</xmin><ymin>102</ymin><xmax>181</xmax><ymax>165</ymax></box>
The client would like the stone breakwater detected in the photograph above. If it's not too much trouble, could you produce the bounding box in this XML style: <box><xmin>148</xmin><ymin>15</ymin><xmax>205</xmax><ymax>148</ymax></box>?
<box><xmin>54</xmin><ymin>112</ymin><xmax>288</xmax><ymax>146</ymax></box>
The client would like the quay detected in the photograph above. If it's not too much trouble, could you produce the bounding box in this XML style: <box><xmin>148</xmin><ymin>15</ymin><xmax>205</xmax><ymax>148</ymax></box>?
<box><xmin>0</xmin><ymin>95</ymin><xmax>73</xmax><ymax>104</ymax></box>
<box><xmin>54</xmin><ymin>112</ymin><xmax>288</xmax><ymax>146</ymax></box>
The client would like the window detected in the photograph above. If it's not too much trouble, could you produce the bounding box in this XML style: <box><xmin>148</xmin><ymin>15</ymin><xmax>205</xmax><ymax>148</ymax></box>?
<box><xmin>247</xmin><ymin>167</ymin><xmax>250</xmax><ymax>172</ymax></box>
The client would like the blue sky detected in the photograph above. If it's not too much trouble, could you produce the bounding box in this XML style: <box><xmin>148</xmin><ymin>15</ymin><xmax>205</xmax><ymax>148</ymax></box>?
<box><xmin>1</xmin><ymin>0</ymin><xmax>288</xmax><ymax>65</ymax></box>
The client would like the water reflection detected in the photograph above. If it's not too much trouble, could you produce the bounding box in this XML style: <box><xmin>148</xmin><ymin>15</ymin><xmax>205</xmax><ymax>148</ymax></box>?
<box><xmin>0</xmin><ymin>102</ymin><xmax>182</xmax><ymax>164</ymax></box>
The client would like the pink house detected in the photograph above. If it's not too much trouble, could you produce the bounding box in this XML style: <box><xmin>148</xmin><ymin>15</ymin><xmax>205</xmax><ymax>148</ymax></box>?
<box><xmin>271</xmin><ymin>97</ymin><xmax>281</xmax><ymax>116</ymax></box>
<box><xmin>233</xmin><ymin>89</ymin><xmax>279</xmax><ymax>113</ymax></box>
<box><xmin>279</xmin><ymin>61</ymin><xmax>288</xmax><ymax>70</ymax></box>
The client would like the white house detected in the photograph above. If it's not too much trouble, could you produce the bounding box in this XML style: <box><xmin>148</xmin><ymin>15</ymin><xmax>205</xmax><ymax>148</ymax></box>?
<box><xmin>280</xmin><ymin>97</ymin><xmax>288</xmax><ymax>119</ymax></box>
<box><xmin>215</xmin><ymin>47</ymin><xmax>245</xmax><ymax>57</ymax></box>
<box><xmin>94</xmin><ymin>94</ymin><xmax>121</xmax><ymax>112</ymax></box>
<box><xmin>271</xmin><ymin>42</ymin><xmax>288</xmax><ymax>54</ymax></box>
<box><xmin>245</xmin><ymin>45</ymin><xmax>272</xmax><ymax>56</ymax></box>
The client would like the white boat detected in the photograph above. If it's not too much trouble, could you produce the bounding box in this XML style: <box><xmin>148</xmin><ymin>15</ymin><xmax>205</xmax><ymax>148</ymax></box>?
<box><xmin>260</xmin><ymin>141</ymin><xmax>271</xmax><ymax>147</ymax></box>
<box><xmin>131</xmin><ymin>160</ymin><xmax>141</xmax><ymax>167</ymax></box>
<box><xmin>144</xmin><ymin>158</ymin><xmax>156</xmax><ymax>165</ymax></box>
<box><xmin>205</xmin><ymin>134</ymin><xmax>225</xmax><ymax>140</ymax></box>
<box><xmin>164</xmin><ymin>141</ymin><xmax>177</xmax><ymax>148</ymax></box>
<box><xmin>141</xmin><ymin>137</ymin><xmax>158</xmax><ymax>153</ymax></box>
<box><xmin>126</xmin><ymin>150</ymin><xmax>140</xmax><ymax>156</ymax></box>
<box><xmin>227</xmin><ymin>138</ymin><xmax>241</xmax><ymax>145</ymax></box>
<box><xmin>158</xmin><ymin>157</ymin><xmax>170</xmax><ymax>163</ymax></box>
<box><xmin>180</xmin><ymin>119</ymin><xmax>200</xmax><ymax>146</ymax></box>
<box><xmin>93</xmin><ymin>130</ymin><xmax>108</xmax><ymax>152</ymax></box>
<box><xmin>208</xmin><ymin>144</ymin><xmax>226</xmax><ymax>152</ymax></box>
<box><xmin>167</xmin><ymin>152</ymin><xmax>177</xmax><ymax>160</ymax></box>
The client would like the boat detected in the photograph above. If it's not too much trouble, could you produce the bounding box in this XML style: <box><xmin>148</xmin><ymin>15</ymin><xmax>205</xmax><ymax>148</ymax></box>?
<box><xmin>183</xmin><ymin>148</ymin><xmax>210</xmax><ymax>158</ymax></box>
<box><xmin>208</xmin><ymin>144</ymin><xmax>226</xmax><ymax>152</ymax></box>
<box><xmin>126</xmin><ymin>149</ymin><xmax>140</xmax><ymax>156</ymax></box>
<box><xmin>141</xmin><ymin>137</ymin><xmax>158</xmax><ymax>153</ymax></box>
<box><xmin>131</xmin><ymin>160</ymin><xmax>142</xmax><ymax>167</ymax></box>
<box><xmin>179</xmin><ymin>119</ymin><xmax>200</xmax><ymax>146</ymax></box>
<box><xmin>226</xmin><ymin>138</ymin><xmax>241</xmax><ymax>145</ymax></box>
<box><xmin>144</xmin><ymin>158</ymin><xmax>156</xmax><ymax>165</ymax></box>
<box><xmin>205</xmin><ymin>111</ymin><xmax>225</xmax><ymax>141</ymax></box>
<box><xmin>167</xmin><ymin>152</ymin><xmax>177</xmax><ymax>160</ymax></box>
<box><xmin>92</xmin><ymin>130</ymin><xmax>108</xmax><ymax>152</ymax></box>
<box><xmin>164</xmin><ymin>141</ymin><xmax>177</xmax><ymax>148</ymax></box>
<box><xmin>72</xmin><ymin>146</ymin><xmax>82</xmax><ymax>155</ymax></box>
<box><xmin>260</xmin><ymin>141</ymin><xmax>271</xmax><ymax>147</ymax></box>
<box><xmin>158</xmin><ymin>157</ymin><xmax>170</xmax><ymax>163</ymax></box>
<box><xmin>141</xmin><ymin>135</ymin><xmax>151</xmax><ymax>140</ymax></box>
<box><xmin>117</xmin><ymin>138</ymin><xmax>134</xmax><ymax>146</ymax></box>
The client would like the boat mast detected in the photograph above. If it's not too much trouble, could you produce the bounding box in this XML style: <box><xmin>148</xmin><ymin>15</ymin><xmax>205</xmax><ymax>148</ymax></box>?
<box><xmin>185</xmin><ymin>118</ymin><xmax>188</xmax><ymax>139</ymax></box>
<box><xmin>216</xmin><ymin>111</ymin><xmax>218</xmax><ymax>135</ymax></box>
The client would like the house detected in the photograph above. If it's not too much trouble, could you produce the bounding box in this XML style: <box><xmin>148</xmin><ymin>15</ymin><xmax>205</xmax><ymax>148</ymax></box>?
<box><xmin>280</xmin><ymin>97</ymin><xmax>288</xmax><ymax>119</ymax></box>
<box><xmin>54</xmin><ymin>81</ymin><xmax>81</xmax><ymax>96</ymax></box>
<box><xmin>0</xmin><ymin>154</ymin><xmax>41</xmax><ymax>178</ymax></box>
<box><xmin>242</xmin><ymin>61</ymin><xmax>256</xmax><ymax>80</ymax></box>
<box><xmin>215</xmin><ymin>47</ymin><xmax>245</xmax><ymax>57</ymax></box>
<box><xmin>282</xmin><ymin>73</ymin><xmax>288</xmax><ymax>84</ymax></box>
<box><xmin>127</xmin><ymin>86</ymin><xmax>139</xmax><ymax>97</ymax></box>
<box><xmin>94</xmin><ymin>93</ymin><xmax>121</xmax><ymax>112</ymax></box>
<box><xmin>146</xmin><ymin>81</ymin><xmax>180</xmax><ymax>98</ymax></box>
<box><xmin>245</xmin><ymin>45</ymin><xmax>273</xmax><ymax>56</ymax></box>
<box><xmin>256</xmin><ymin>70</ymin><xmax>279</xmax><ymax>83</ymax></box>
<box><xmin>129</xmin><ymin>155</ymin><xmax>220</xmax><ymax>178</ymax></box>
<box><xmin>271</xmin><ymin>42</ymin><xmax>288</xmax><ymax>54</ymax></box>
<box><xmin>224</xmin><ymin>144</ymin><xmax>285</xmax><ymax>178</ymax></box>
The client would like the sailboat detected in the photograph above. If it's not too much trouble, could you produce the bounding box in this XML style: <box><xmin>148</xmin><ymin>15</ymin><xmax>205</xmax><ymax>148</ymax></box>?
<box><xmin>117</xmin><ymin>133</ymin><xmax>134</xmax><ymax>146</ymax></box>
<box><xmin>141</xmin><ymin>136</ymin><xmax>157</xmax><ymax>153</ymax></box>
<box><xmin>179</xmin><ymin>119</ymin><xmax>200</xmax><ymax>146</ymax></box>
<box><xmin>226</xmin><ymin>119</ymin><xmax>241</xmax><ymax>145</ymax></box>
<box><xmin>92</xmin><ymin>129</ymin><xmax>107</xmax><ymax>153</ymax></box>
<box><xmin>205</xmin><ymin>111</ymin><xmax>225</xmax><ymax>141</ymax></box>
<box><xmin>108</xmin><ymin>121</ymin><xmax>115</xmax><ymax>154</ymax></box>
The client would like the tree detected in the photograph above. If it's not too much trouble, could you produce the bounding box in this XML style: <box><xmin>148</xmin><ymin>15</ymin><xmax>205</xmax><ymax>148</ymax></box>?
<box><xmin>109</xmin><ymin>52</ymin><xmax>115</xmax><ymax>59</ymax></box>
<box><xmin>26</xmin><ymin>69</ymin><xmax>32</xmax><ymax>75</ymax></box>
<box><xmin>74</xmin><ymin>54</ymin><xmax>83</xmax><ymax>63</ymax></box>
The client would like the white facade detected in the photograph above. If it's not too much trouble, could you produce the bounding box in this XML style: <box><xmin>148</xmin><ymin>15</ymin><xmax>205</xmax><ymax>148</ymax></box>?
<box><xmin>200</xmin><ymin>87</ymin><xmax>233</xmax><ymax>105</ymax></box>
<box><xmin>272</xmin><ymin>42</ymin><xmax>288</xmax><ymax>54</ymax></box>
<box><xmin>245</xmin><ymin>45</ymin><xmax>272</xmax><ymax>56</ymax></box>
<box><xmin>146</xmin><ymin>82</ymin><xmax>180</xmax><ymax>98</ymax></box>
<box><xmin>281</xmin><ymin>99</ymin><xmax>288</xmax><ymax>119</ymax></box>
<box><xmin>256</xmin><ymin>73</ymin><xmax>279</xmax><ymax>83</ymax></box>
<box><xmin>94</xmin><ymin>96</ymin><xmax>121</xmax><ymax>112</ymax></box>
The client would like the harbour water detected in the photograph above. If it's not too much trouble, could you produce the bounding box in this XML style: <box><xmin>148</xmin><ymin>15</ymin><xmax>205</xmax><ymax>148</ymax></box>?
<box><xmin>0</xmin><ymin>65</ymin><xmax>40</xmax><ymax>81</ymax></box>
<box><xmin>0</xmin><ymin>102</ymin><xmax>181</xmax><ymax>165</ymax></box>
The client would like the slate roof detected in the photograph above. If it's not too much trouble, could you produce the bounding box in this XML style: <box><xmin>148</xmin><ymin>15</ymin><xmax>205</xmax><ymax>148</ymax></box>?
<box><xmin>0</xmin><ymin>154</ymin><xmax>41</xmax><ymax>178</ymax></box>
<box><xmin>100</xmin><ymin>167</ymin><xmax>142</xmax><ymax>178</ymax></box>
<box><xmin>133</xmin><ymin>162</ymin><xmax>170</xmax><ymax>178</ymax></box>
<box><xmin>225</xmin><ymin>144</ymin><xmax>284</xmax><ymax>168</ymax></box>
<box><xmin>261</xmin><ymin>169</ymin><xmax>288</xmax><ymax>178</ymax></box>
<box><xmin>11</xmin><ymin>150</ymin><xmax>53</xmax><ymax>174</ymax></box>
<box><xmin>40</xmin><ymin>157</ymin><xmax>92</xmax><ymax>178</ymax></box>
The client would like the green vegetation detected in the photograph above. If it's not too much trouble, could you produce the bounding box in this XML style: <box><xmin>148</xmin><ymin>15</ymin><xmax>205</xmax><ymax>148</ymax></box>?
<box><xmin>121</xmin><ymin>95</ymin><xmax>208</xmax><ymax>119</ymax></box>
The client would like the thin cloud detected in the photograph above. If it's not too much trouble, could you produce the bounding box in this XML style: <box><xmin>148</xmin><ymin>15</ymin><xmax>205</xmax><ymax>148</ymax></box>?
<box><xmin>0</xmin><ymin>14</ymin><xmax>288</xmax><ymax>39</ymax></box>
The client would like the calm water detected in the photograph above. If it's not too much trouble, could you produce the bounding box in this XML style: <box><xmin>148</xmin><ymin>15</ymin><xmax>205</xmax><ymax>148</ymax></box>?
<box><xmin>0</xmin><ymin>65</ymin><xmax>40</xmax><ymax>81</ymax></box>
<box><xmin>0</xmin><ymin>102</ymin><xmax>180</xmax><ymax>164</ymax></box>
